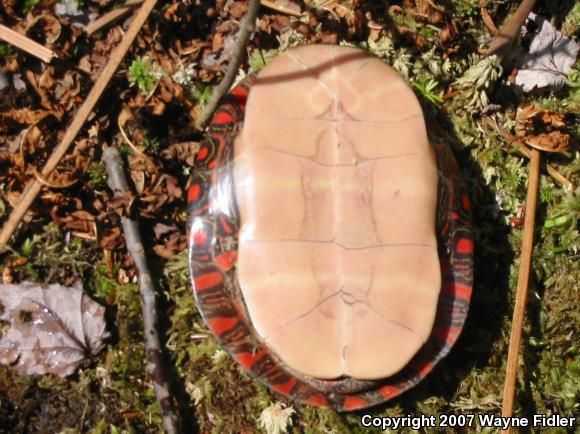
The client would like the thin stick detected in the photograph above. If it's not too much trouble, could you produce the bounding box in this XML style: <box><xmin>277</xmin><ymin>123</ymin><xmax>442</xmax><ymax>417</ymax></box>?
<box><xmin>510</xmin><ymin>143</ymin><xmax>572</xmax><ymax>188</ymax></box>
<box><xmin>0</xmin><ymin>0</ymin><xmax>158</xmax><ymax>248</ymax></box>
<box><xmin>195</xmin><ymin>0</ymin><xmax>261</xmax><ymax>129</ymax></box>
<box><xmin>103</xmin><ymin>147</ymin><xmax>180</xmax><ymax>434</ymax></box>
<box><xmin>486</xmin><ymin>0</ymin><xmax>537</xmax><ymax>63</ymax></box>
<box><xmin>501</xmin><ymin>147</ymin><xmax>541</xmax><ymax>432</ymax></box>
<box><xmin>85</xmin><ymin>0</ymin><xmax>143</xmax><ymax>36</ymax></box>
<box><xmin>0</xmin><ymin>24</ymin><xmax>56</xmax><ymax>63</ymax></box>
<box><xmin>260</xmin><ymin>0</ymin><xmax>303</xmax><ymax>17</ymax></box>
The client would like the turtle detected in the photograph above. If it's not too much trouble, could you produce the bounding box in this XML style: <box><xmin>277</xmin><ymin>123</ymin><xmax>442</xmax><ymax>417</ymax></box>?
<box><xmin>187</xmin><ymin>45</ymin><xmax>473</xmax><ymax>411</ymax></box>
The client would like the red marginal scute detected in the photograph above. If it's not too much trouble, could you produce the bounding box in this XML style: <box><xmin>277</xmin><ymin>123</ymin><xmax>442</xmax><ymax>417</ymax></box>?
<box><xmin>236</xmin><ymin>350</ymin><xmax>267</xmax><ymax>370</ymax></box>
<box><xmin>445</xmin><ymin>327</ymin><xmax>461</xmax><ymax>344</ymax></box>
<box><xmin>194</xmin><ymin>271</ymin><xmax>223</xmax><ymax>292</ymax></box>
<box><xmin>379</xmin><ymin>385</ymin><xmax>400</xmax><ymax>399</ymax></box>
<box><xmin>443</xmin><ymin>281</ymin><xmax>472</xmax><ymax>299</ymax></box>
<box><xmin>196</xmin><ymin>146</ymin><xmax>209</xmax><ymax>161</ymax></box>
<box><xmin>272</xmin><ymin>377</ymin><xmax>297</xmax><ymax>395</ymax></box>
<box><xmin>216</xmin><ymin>251</ymin><xmax>237</xmax><ymax>271</ymax></box>
<box><xmin>231</xmin><ymin>85</ymin><xmax>249</xmax><ymax>100</ymax></box>
<box><xmin>213</xmin><ymin>110</ymin><xmax>235</xmax><ymax>125</ymax></box>
<box><xmin>219</xmin><ymin>215</ymin><xmax>234</xmax><ymax>235</ymax></box>
<box><xmin>306</xmin><ymin>395</ymin><xmax>328</xmax><ymax>407</ymax></box>
<box><xmin>209</xmin><ymin>317</ymin><xmax>238</xmax><ymax>335</ymax></box>
<box><xmin>343</xmin><ymin>397</ymin><xmax>368</xmax><ymax>411</ymax></box>
<box><xmin>456</xmin><ymin>238</ymin><xmax>474</xmax><ymax>254</ymax></box>
<box><xmin>193</xmin><ymin>228</ymin><xmax>208</xmax><ymax>245</ymax></box>
<box><xmin>187</xmin><ymin>184</ymin><xmax>201</xmax><ymax>203</ymax></box>
<box><xmin>415</xmin><ymin>360</ymin><xmax>434</xmax><ymax>377</ymax></box>
<box><xmin>231</xmin><ymin>90</ymin><xmax>249</xmax><ymax>110</ymax></box>
<box><xmin>461</xmin><ymin>194</ymin><xmax>470</xmax><ymax>210</ymax></box>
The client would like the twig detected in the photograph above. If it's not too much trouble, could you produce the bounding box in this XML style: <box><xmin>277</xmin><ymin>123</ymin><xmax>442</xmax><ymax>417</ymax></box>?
<box><xmin>0</xmin><ymin>24</ymin><xmax>56</xmax><ymax>63</ymax></box>
<box><xmin>500</xmin><ymin>147</ymin><xmax>541</xmax><ymax>433</ymax></box>
<box><xmin>260</xmin><ymin>0</ymin><xmax>303</xmax><ymax>17</ymax></box>
<box><xmin>85</xmin><ymin>0</ymin><xmax>144</xmax><ymax>37</ymax></box>
<box><xmin>195</xmin><ymin>0</ymin><xmax>261</xmax><ymax>129</ymax></box>
<box><xmin>485</xmin><ymin>0</ymin><xmax>537</xmax><ymax>64</ymax></box>
<box><xmin>481</xmin><ymin>8</ymin><xmax>499</xmax><ymax>36</ymax></box>
<box><xmin>103</xmin><ymin>147</ymin><xmax>180</xmax><ymax>434</ymax></box>
<box><xmin>486</xmin><ymin>118</ymin><xmax>573</xmax><ymax>188</ymax></box>
<box><xmin>0</xmin><ymin>0</ymin><xmax>158</xmax><ymax>248</ymax></box>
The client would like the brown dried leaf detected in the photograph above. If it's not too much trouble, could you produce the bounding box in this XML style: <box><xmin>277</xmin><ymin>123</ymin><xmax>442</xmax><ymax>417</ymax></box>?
<box><xmin>0</xmin><ymin>281</ymin><xmax>109</xmax><ymax>377</ymax></box>
<box><xmin>1</xmin><ymin>0</ymin><xmax>20</xmax><ymax>19</ymax></box>
<box><xmin>0</xmin><ymin>108</ymin><xmax>51</xmax><ymax>129</ymax></box>
<box><xmin>108</xmin><ymin>189</ymin><xmax>135</xmax><ymax>217</ymax></box>
<box><xmin>153</xmin><ymin>232</ymin><xmax>186</xmax><ymax>258</ymax></box>
<box><xmin>540</xmin><ymin>111</ymin><xmax>566</xmax><ymax>129</ymax></box>
<box><xmin>164</xmin><ymin>175</ymin><xmax>182</xmax><ymax>199</ymax></box>
<box><xmin>24</xmin><ymin>14</ymin><xmax>62</xmax><ymax>45</ymax></box>
<box><xmin>515</xmin><ymin>104</ymin><xmax>542</xmax><ymax>137</ymax></box>
<box><xmin>60</xmin><ymin>210</ymin><xmax>98</xmax><ymax>240</ymax></box>
<box><xmin>515</xmin><ymin>104</ymin><xmax>570</xmax><ymax>153</ymax></box>
<box><xmin>99</xmin><ymin>226</ymin><xmax>124</xmax><ymax>250</ymax></box>
<box><xmin>203</xmin><ymin>27</ymin><xmax>241</xmax><ymax>69</ymax></box>
<box><xmin>415</xmin><ymin>0</ymin><xmax>445</xmax><ymax>24</ymax></box>
<box><xmin>153</xmin><ymin>222</ymin><xmax>178</xmax><ymax>239</ymax></box>
<box><xmin>161</xmin><ymin>141</ymin><xmax>200</xmax><ymax>166</ymax></box>
<box><xmin>515</xmin><ymin>104</ymin><xmax>564</xmax><ymax>133</ymax></box>
<box><xmin>439</xmin><ymin>20</ymin><xmax>457</xmax><ymax>45</ymax></box>
<box><xmin>526</xmin><ymin>131</ymin><xmax>570</xmax><ymax>153</ymax></box>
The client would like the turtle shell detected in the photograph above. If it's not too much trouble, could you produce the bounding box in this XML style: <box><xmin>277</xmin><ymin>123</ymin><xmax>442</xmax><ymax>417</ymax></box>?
<box><xmin>188</xmin><ymin>45</ymin><xmax>473</xmax><ymax>411</ymax></box>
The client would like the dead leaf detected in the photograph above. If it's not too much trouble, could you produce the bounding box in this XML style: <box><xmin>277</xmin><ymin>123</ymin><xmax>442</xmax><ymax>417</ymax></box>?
<box><xmin>0</xmin><ymin>281</ymin><xmax>109</xmax><ymax>377</ymax></box>
<box><xmin>515</xmin><ymin>12</ymin><xmax>580</xmax><ymax>92</ymax></box>
<box><xmin>153</xmin><ymin>231</ymin><xmax>186</xmax><ymax>258</ymax></box>
<box><xmin>415</xmin><ymin>0</ymin><xmax>445</xmax><ymax>24</ymax></box>
<box><xmin>60</xmin><ymin>210</ymin><xmax>98</xmax><ymax>240</ymax></box>
<box><xmin>24</xmin><ymin>14</ymin><xmax>62</xmax><ymax>45</ymax></box>
<box><xmin>99</xmin><ymin>226</ymin><xmax>124</xmax><ymax>250</ymax></box>
<box><xmin>515</xmin><ymin>104</ymin><xmax>571</xmax><ymax>153</ymax></box>
<box><xmin>516</xmin><ymin>104</ymin><xmax>567</xmax><ymax>135</ymax></box>
<box><xmin>0</xmin><ymin>108</ymin><xmax>50</xmax><ymax>129</ymax></box>
<box><xmin>203</xmin><ymin>27</ymin><xmax>241</xmax><ymax>69</ymax></box>
<box><xmin>161</xmin><ymin>141</ymin><xmax>200</xmax><ymax>165</ymax></box>
<box><xmin>526</xmin><ymin>131</ymin><xmax>570</xmax><ymax>153</ymax></box>
<box><xmin>515</xmin><ymin>104</ymin><xmax>542</xmax><ymax>137</ymax></box>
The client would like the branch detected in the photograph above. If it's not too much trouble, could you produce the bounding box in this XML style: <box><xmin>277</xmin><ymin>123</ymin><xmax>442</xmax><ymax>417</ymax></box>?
<box><xmin>485</xmin><ymin>0</ymin><xmax>537</xmax><ymax>64</ymax></box>
<box><xmin>260</xmin><ymin>0</ymin><xmax>302</xmax><ymax>17</ymax></box>
<box><xmin>0</xmin><ymin>24</ymin><xmax>56</xmax><ymax>63</ymax></box>
<box><xmin>85</xmin><ymin>0</ymin><xmax>144</xmax><ymax>37</ymax></box>
<box><xmin>500</xmin><ymin>148</ymin><xmax>540</xmax><ymax>432</ymax></box>
<box><xmin>194</xmin><ymin>0</ymin><xmax>260</xmax><ymax>129</ymax></box>
<box><xmin>0</xmin><ymin>0</ymin><xmax>158</xmax><ymax>248</ymax></box>
<box><xmin>102</xmin><ymin>147</ymin><xmax>181</xmax><ymax>434</ymax></box>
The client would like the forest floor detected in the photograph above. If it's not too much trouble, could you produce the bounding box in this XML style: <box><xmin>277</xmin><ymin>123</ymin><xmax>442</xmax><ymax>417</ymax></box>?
<box><xmin>0</xmin><ymin>0</ymin><xmax>578</xmax><ymax>433</ymax></box>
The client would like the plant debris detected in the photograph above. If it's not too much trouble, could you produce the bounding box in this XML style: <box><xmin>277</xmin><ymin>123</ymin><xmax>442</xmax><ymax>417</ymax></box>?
<box><xmin>515</xmin><ymin>104</ymin><xmax>571</xmax><ymax>152</ymax></box>
<box><xmin>259</xmin><ymin>402</ymin><xmax>296</xmax><ymax>434</ymax></box>
<box><xmin>0</xmin><ymin>281</ymin><xmax>109</xmax><ymax>377</ymax></box>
